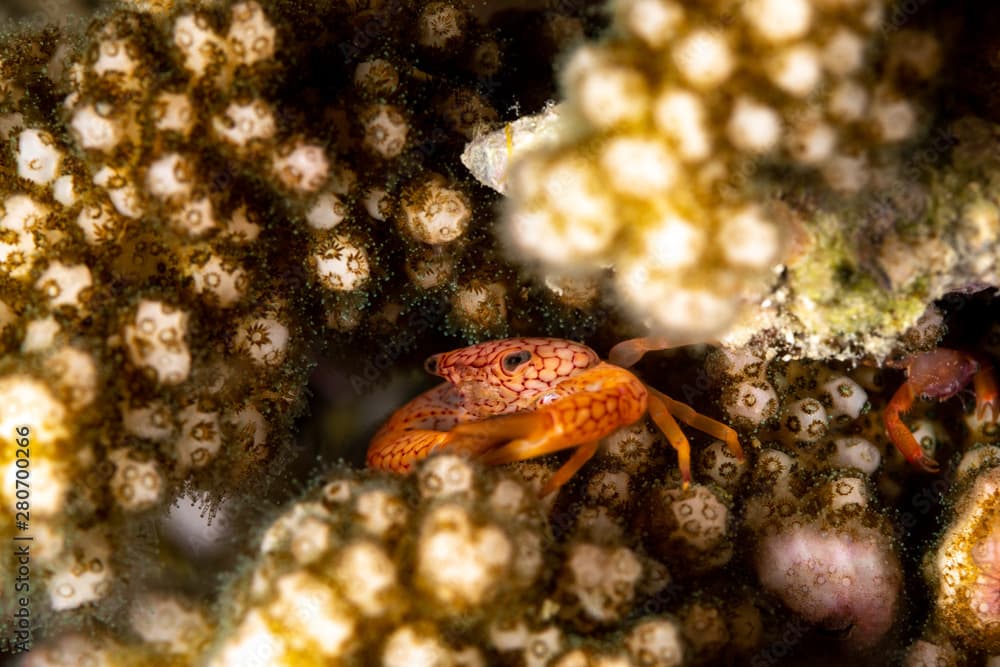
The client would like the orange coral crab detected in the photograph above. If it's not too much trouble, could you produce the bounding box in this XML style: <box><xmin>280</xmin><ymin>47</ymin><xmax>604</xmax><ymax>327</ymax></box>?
<box><xmin>367</xmin><ymin>337</ymin><xmax>743</xmax><ymax>496</ymax></box>
<box><xmin>884</xmin><ymin>348</ymin><xmax>1000</xmax><ymax>472</ymax></box>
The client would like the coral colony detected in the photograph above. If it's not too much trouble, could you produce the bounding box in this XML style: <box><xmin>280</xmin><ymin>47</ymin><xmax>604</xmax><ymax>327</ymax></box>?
<box><xmin>0</xmin><ymin>0</ymin><xmax>998</xmax><ymax>665</ymax></box>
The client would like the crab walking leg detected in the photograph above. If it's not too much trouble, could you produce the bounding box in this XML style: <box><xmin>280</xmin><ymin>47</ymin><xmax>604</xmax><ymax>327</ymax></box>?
<box><xmin>650</xmin><ymin>388</ymin><xmax>744</xmax><ymax>461</ymax></box>
<box><xmin>884</xmin><ymin>382</ymin><xmax>940</xmax><ymax>473</ymax></box>
<box><xmin>607</xmin><ymin>336</ymin><xmax>719</xmax><ymax>369</ymax></box>
<box><xmin>540</xmin><ymin>440</ymin><xmax>600</xmax><ymax>496</ymax></box>
<box><xmin>646</xmin><ymin>391</ymin><xmax>692</xmax><ymax>489</ymax></box>
<box><xmin>608</xmin><ymin>336</ymin><xmax>674</xmax><ymax>368</ymax></box>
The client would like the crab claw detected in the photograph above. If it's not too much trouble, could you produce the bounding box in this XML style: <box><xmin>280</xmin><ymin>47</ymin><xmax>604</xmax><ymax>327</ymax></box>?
<box><xmin>885</xmin><ymin>381</ymin><xmax>941</xmax><ymax>474</ymax></box>
<box><xmin>974</xmin><ymin>365</ymin><xmax>1000</xmax><ymax>423</ymax></box>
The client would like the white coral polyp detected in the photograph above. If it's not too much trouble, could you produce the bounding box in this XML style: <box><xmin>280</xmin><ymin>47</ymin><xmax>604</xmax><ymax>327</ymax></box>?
<box><xmin>335</xmin><ymin>541</ymin><xmax>397</xmax><ymax>616</ymax></box>
<box><xmin>70</xmin><ymin>105</ymin><xmax>121</xmax><ymax>152</ymax></box>
<box><xmin>354</xmin><ymin>59</ymin><xmax>399</xmax><ymax>95</ymax></box>
<box><xmin>724</xmin><ymin>379</ymin><xmax>779</xmax><ymax>426</ymax></box>
<box><xmin>727</xmin><ymin>98</ymin><xmax>781</xmax><ymax>153</ymax></box>
<box><xmin>574</xmin><ymin>64</ymin><xmax>649</xmax><ymax>129</ymax></box>
<box><xmin>362</xmin><ymin>104</ymin><xmax>408</xmax><ymax>159</ymax></box>
<box><xmin>22</xmin><ymin>316</ymin><xmax>59</xmax><ymax>353</ymax></box>
<box><xmin>363</xmin><ymin>187</ymin><xmax>390</xmax><ymax>221</ymax></box>
<box><xmin>172</xmin><ymin>197</ymin><xmax>217</xmax><ymax>236</ymax></box>
<box><xmin>273</xmin><ymin>141</ymin><xmax>329</xmax><ymax>192</ymax></box>
<box><xmin>717</xmin><ymin>206</ymin><xmax>780</xmax><ymax>269</ymax></box>
<box><xmin>618</xmin><ymin>0</ymin><xmax>683</xmax><ymax>49</ymax></box>
<box><xmin>870</xmin><ymin>96</ymin><xmax>917</xmax><ymax>143</ymax></box>
<box><xmin>827</xmin><ymin>79</ymin><xmax>869</xmax><ymax>122</ymax></box>
<box><xmin>130</xmin><ymin>593</ymin><xmax>209</xmax><ymax>654</ymax></box>
<box><xmin>77</xmin><ymin>200</ymin><xmax>120</xmax><ymax>244</ymax></box>
<box><xmin>176</xmin><ymin>404</ymin><xmax>222</xmax><ymax>468</ymax></box>
<box><xmin>653</xmin><ymin>89</ymin><xmax>711</xmax><ymax>161</ymax></box>
<box><xmin>452</xmin><ymin>282</ymin><xmax>507</xmax><ymax>328</ymax></box>
<box><xmin>756</xmin><ymin>522</ymin><xmax>900</xmax><ymax>647</ymax></box>
<box><xmin>820</xmin><ymin>375</ymin><xmax>868</xmax><ymax>422</ymax></box>
<box><xmin>384</xmin><ymin>626</ymin><xmax>451</xmax><ymax>667</ymax></box>
<box><xmin>154</xmin><ymin>92</ymin><xmax>195</xmax><ymax>134</ymax></box>
<box><xmin>235</xmin><ymin>315</ymin><xmax>289</xmax><ymax>366</ymax></box>
<box><xmin>672</xmin><ymin>30</ymin><xmax>732</xmax><ymax>88</ymax></box>
<box><xmin>0</xmin><ymin>195</ymin><xmax>47</xmax><ymax>279</ymax></box>
<box><xmin>626</xmin><ymin>619</ymin><xmax>684</xmax><ymax>667</ymax></box>
<box><xmin>92</xmin><ymin>39</ymin><xmax>137</xmax><ymax>77</ymax></box>
<box><xmin>271</xmin><ymin>572</ymin><xmax>355</xmax><ymax>657</ymax></box>
<box><xmin>313</xmin><ymin>236</ymin><xmax>370</xmax><ymax>291</ymax></box>
<box><xmin>822</xmin><ymin>28</ymin><xmax>865</xmax><ymax>76</ymax></box>
<box><xmin>190</xmin><ymin>254</ymin><xmax>247</xmax><ymax>307</ymax></box>
<box><xmin>787</xmin><ymin>118</ymin><xmax>837</xmax><ymax>164</ymax></box>
<box><xmin>644</xmin><ymin>212</ymin><xmax>704</xmax><ymax>270</ymax></box>
<box><xmin>0</xmin><ymin>376</ymin><xmax>66</xmax><ymax>448</ymax></box>
<box><xmin>306</xmin><ymin>192</ymin><xmax>347</xmax><ymax>229</ymax></box>
<box><xmin>402</xmin><ymin>177</ymin><xmax>471</xmax><ymax>244</ymax></box>
<box><xmin>52</xmin><ymin>174</ymin><xmax>76</xmax><ymax>206</ymax></box>
<box><xmin>565</xmin><ymin>543</ymin><xmax>642</xmax><ymax>622</ymax></box>
<box><xmin>146</xmin><ymin>153</ymin><xmax>193</xmax><ymax>199</ymax></box>
<box><xmin>211</xmin><ymin>610</ymin><xmax>284</xmax><ymax>667</ymax></box>
<box><xmin>601</xmin><ymin>136</ymin><xmax>677</xmax><ymax>196</ymax></box>
<box><xmin>228</xmin><ymin>1</ymin><xmax>276</xmax><ymax>66</ymax></box>
<box><xmin>768</xmin><ymin>45</ymin><xmax>821</xmax><ymax>97</ymax></box>
<box><xmin>539</xmin><ymin>159</ymin><xmax>617</xmax><ymax>256</ymax></box>
<box><xmin>45</xmin><ymin>346</ymin><xmax>98</xmax><ymax>410</ymax></box>
<box><xmin>743</xmin><ymin>0</ymin><xmax>812</xmax><ymax>43</ymax></box>
<box><xmin>123</xmin><ymin>300</ymin><xmax>191</xmax><ymax>385</ymax></box>
<box><xmin>416</xmin><ymin>504</ymin><xmax>512</xmax><ymax>607</ymax></box>
<box><xmin>109</xmin><ymin>448</ymin><xmax>163</xmax><ymax>511</ymax></box>
<box><xmin>48</xmin><ymin>531</ymin><xmax>113</xmax><ymax>611</ymax></box>
<box><xmin>830</xmin><ymin>437</ymin><xmax>881</xmax><ymax>475</ymax></box>
<box><xmin>17</xmin><ymin>129</ymin><xmax>62</xmax><ymax>185</ymax></box>
<box><xmin>122</xmin><ymin>399</ymin><xmax>175</xmax><ymax>441</ymax></box>
<box><xmin>36</xmin><ymin>262</ymin><xmax>92</xmax><ymax>310</ymax></box>
<box><xmin>213</xmin><ymin>100</ymin><xmax>276</xmax><ymax>147</ymax></box>
<box><xmin>93</xmin><ymin>166</ymin><xmax>142</xmax><ymax>218</ymax></box>
<box><xmin>174</xmin><ymin>14</ymin><xmax>224</xmax><ymax>78</ymax></box>
<box><xmin>225</xmin><ymin>205</ymin><xmax>262</xmax><ymax>242</ymax></box>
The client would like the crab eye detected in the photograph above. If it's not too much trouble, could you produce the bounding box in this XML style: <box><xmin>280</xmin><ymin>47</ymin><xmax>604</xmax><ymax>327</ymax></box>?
<box><xmin>502</xmin><ymin>350</ymin><xmax>532</xmax><ymax>373</ymax></box>
<box><xmin>424</xmin><ymin>354</ymin><xmax>440</xmax><ymax>375</ymax></box>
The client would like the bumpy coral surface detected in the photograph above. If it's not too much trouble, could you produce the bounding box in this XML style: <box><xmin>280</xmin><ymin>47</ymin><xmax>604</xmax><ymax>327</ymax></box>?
<box><xmin>500</xmin><ymin>0</ymin><xmax>939</xmax><ymax>341</ymax></box>
<box><xmin>928</xmin><ymin>449</ymin><xmax>1000</xmax><ymax>653</ymax></box>
<box><xmin>204</xmin><ymin>457</ymin><xmax>707</xmax><ymax>666</ymax></box>
<box><xmin>0</xmin><ymin>0</ymin><xmax>609</xmax><ymax>636</ymax></box>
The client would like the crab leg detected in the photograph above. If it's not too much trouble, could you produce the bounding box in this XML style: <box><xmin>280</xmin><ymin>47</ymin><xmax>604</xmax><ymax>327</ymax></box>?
<box><xmin>608</xmin><ymin>336</ymin><xmax>674</xmax><ymax>368</ymax></box>
<box><xmin>649</xmin><ymin>388</ymin><xmax>744</xmax><ymax>461</ymax></box>
<box><xmin>646</xmin><ymin>391</ymin><xmax>692</xmax><ymax>488</ymax></box>
<box><xmin>608</xmin><ymin>335</ymin><xmax>718</xmax><ymax>368</ymax></box>
<box><xmin>884</xmin><ymin>382</ymin><xmax>940</xmax><ymax>473</ymax></box>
